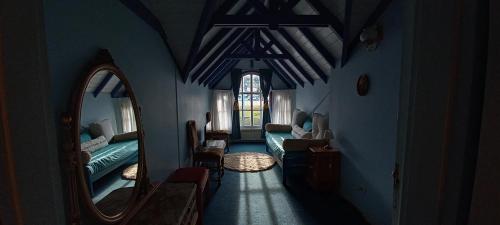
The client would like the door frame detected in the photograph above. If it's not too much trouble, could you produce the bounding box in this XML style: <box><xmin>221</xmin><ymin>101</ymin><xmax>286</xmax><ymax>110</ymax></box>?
<box><xmin>394</xmin><ymin>0</ymin><xmax>489</xmax><ymax>224</ymax></box>
<box><xmin>0</xmin><ymin>29</ymin><xmax>24</xmax><ymax>225</ymax></box>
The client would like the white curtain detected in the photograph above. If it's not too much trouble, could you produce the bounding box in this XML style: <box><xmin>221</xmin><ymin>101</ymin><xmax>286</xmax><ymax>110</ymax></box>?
<box><xmin>211</xmin><ymin>90</ymin><xmax>233</xmax><ymax>132</ymax></box>
<box><xmin>121</xmin><ymin>98</ymin><xmax>137</xmax><ymax>133</ymax></box>
<box><xmin>271</xmin><ymin>90</ymin><xmax>294</xmax><ymax>125</ymax></box>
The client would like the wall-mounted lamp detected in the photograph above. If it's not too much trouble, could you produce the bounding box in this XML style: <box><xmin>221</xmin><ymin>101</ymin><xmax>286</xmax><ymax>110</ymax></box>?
<box><xmin>359</xmin><ymin>24</ymin><xmax>383</xmax><ymax>51</ymax></box>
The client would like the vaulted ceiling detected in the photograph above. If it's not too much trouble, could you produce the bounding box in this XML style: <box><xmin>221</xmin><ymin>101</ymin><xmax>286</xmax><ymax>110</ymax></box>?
<box><xmin>123</xmin><ymin>0</ymin><xmax>392</xmax><ymax>88</ymax></box>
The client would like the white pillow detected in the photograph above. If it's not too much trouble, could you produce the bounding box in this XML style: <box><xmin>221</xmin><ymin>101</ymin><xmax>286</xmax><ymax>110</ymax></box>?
<box><xmin>312</xmin><ymin>113</ymin><xmax>329</xmax><ymax>139</ymax></box>
<box><xmin>81</xmin><ymin>136</ymin><xmax>108</xmax><ymax>153</ymax></box>
<box><xmin>89</xmin><ymin>119</ymin><xmax>115</xmax><ymax>141</ymax></box>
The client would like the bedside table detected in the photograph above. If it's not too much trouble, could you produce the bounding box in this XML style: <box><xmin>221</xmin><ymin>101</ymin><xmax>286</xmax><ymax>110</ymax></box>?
<box><xmin>307</xmin><ymin>146</ymin><xmax>341</xmax><ymax>192</ymax></box>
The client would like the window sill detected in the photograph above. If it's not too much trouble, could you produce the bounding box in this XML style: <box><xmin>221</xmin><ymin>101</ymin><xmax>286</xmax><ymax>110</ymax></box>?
<box><xmin>240</xmin><ymin>127</ymin><xmax>262</xmax><ymax>131</ymax></box>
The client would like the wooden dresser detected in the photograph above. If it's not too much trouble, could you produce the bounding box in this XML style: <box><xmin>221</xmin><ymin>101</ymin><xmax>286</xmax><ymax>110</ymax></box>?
<box><xmin>122</xmin><ymin>182</ymin><xmax>198</xmax><ymax>225</ymax></box>
<box><xmin>306</xmin><ymin>146</ymin><xmax>341</xmax><ymax>192</ymax></box>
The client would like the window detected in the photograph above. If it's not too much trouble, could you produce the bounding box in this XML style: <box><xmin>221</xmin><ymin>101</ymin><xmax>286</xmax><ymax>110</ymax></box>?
<box><xmin>238</xmin><ymin>73</ymin><xmax>262</xmax><ymax>128</ymax></box>
<box><xmin>120</xmin><ymin>98</ymin><xmax>137</xmax><ymax>133</ymax></box>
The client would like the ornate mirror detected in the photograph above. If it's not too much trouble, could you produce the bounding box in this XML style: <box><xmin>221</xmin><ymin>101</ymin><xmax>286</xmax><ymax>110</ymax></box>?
<box><xmin>63</xmin><ymin>50</ymin><xmax>148</xmax><ymax>224</ymax></box>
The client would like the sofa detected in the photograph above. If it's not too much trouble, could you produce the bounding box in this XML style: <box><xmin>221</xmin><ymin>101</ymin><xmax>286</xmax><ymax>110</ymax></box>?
<box><xmin>265</xmin><ymin>110</ymin><xmax>330</xmax><ymax>185</ymax></box>
<box><xmin>80</xmin><ymin>127</ymin><xmax>139</xmax><ymax>196</ymax></box>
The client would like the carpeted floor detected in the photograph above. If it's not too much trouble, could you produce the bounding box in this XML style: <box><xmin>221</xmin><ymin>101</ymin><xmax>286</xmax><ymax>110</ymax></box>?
<box><xmin>204</xmin><ymin>143</ymin><xmax>369</xmax><ymax>225</ymax></box>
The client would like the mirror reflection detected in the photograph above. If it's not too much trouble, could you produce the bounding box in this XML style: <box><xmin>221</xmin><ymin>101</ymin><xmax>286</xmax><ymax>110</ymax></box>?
<box><xmin>80</xmin><ymin>70</ymin><xmax>139</xmax><ymax>215</ymax></box>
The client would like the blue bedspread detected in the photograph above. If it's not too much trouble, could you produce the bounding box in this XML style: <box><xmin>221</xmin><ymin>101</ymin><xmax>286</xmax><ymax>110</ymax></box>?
<box><xmin>85</xmin><ymin>140</ymin><xmax>138</xmax><ymax>176</ymax></box>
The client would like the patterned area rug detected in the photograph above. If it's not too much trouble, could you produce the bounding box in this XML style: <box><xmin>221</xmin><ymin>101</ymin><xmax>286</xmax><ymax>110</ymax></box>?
<box><xmin>122</xmin><ymin>164</ymin><xmax>137</xmax><ymax>180</ymax></box>
<box><xmin>224</xmin><ymin>152</ymin><xmax>276</xmax><ymax>172</ymax></box>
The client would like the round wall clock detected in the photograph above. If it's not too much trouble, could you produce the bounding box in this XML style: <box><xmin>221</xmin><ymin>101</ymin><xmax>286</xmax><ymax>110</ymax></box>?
<box><xmin>357</xmin><ymin>74</ymin><xmax>369</xmax><ymax>96</ymax></box>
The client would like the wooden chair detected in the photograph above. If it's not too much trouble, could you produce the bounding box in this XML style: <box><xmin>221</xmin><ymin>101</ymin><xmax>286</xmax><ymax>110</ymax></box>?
<box><xmin>187</xmin><ymin>120</ymin><xmax>225</xmax><ymax>186</ymax></box>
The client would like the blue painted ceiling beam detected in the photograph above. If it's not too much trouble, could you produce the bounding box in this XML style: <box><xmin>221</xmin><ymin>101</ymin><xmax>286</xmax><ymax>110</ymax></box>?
<box><xmin>299</xmin><ymin>28</ymin><xmax>336</xmax><ymax>68</ymax></box>
<box><xmin>111</xmin><ymin>81</ymin><xmax>123</xmax><ymax>98</ymax></box>
<box><xmin>190</xmin><ymin>28</ymin><xmax>249</xmax><ymax>82</ymax></box>
<box><xmin>226</xmin><ymin>53</ymin><xmax>288</xmax><ymax>59</ymax></box>
<box><xmin>261</xmin><ymin>29</ymin><xmax>314</xmax><ymax>85</ymax></box>
<box><xmin>340</xmin><ymin>0</ymin><xmax>353</xmax><ymax>66</ymax></box>
<box><xmin>304</xmin><ymin>0</ymin><xmax>344</xmax><ymax>38</ymax></box>
<box><xmin>263</xmin><ymin>59</ymin><xmax>295</xmax><ymax>89</ymax></box>
<box><xmin>182</xmin><ymin>0</ymin><xmax>218</xmax><ymax>82</ymax></box>
<box><xmin>212</xmin><ymin>15</ymin><xmax>330</xmax><ymax>27</ymax></box>
<box><xmin>198</xmin><ymin>39</ymin><xmax>250</xmax><ymax>84</ymax></box>
<box><xmin>278</xmin><ymin>28</ymin><xmax>328</xmax><ymax>82</ymax></box>
<box><xmin>203</xmin><ymin>45</ymin><xmax>247</xmax><ymax>86</ymax></box>
<box><xmin>208</xmin><ymin>60</ymin><xmax>240</xmax><ymax>88</ymax></box>
<box><xmin>93</xmin><ymin>73</ymin><xmax>113</xmax><ymax>97</ymax></box>
<box><xmin>203</xmin><ymin>60</ymin><xmax>233</xmax><ymax>86</ymax></box>
<box><xmin>343</xmin><ymin>0</ymin><xmax>392</xmax><ymax>66</ymax></box>
<box><xmin>194</xmin><ymin>2</ymin><xmax>252</xmax><ymax>67</ymax></box>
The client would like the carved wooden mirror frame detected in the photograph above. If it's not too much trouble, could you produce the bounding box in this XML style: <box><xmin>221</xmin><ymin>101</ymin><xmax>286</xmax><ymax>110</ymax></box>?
<box><xmin>62</xmin><ymin>49</ymin><xmax>149</xmax><ymax>225</ymax></box>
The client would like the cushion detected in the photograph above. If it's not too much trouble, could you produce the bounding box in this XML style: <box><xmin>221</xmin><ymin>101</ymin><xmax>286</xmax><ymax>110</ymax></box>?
<box><xmin>81</xmin><ymin>135</ymin><xmax>108</xmax><ymax>153</ymax></box>
<box><xmin>206</xmin><ymin>140</ymin><xmax>226</xmax><ymax>150</ymax></box>
<box><xmin>89</xmin><ymin>119</ymin><xmax>115</xmax><ymax>141</ymax></box>
<box><xmin>110</xmin><ymin>131</ymin><xmax>138</xmax><ymax>143</ymax></box>
<box><xmin>291</xmin><ymin>109</ymin><xmax>308</xmax><ymax>127</ymax></box>
<box><xmin>291</xmin><ymin>125</ymin><xmax>313</xmax><ymax>139</ymax></box>
<box><xmin>302</xmin><ymin>119</ymin><xmax>313</xmax><ymax>132</ymax></box>
<box><xmin>80</xmin><ymin>132</ymin><xmax>92</xmax><ymax>143</ymax></box>
<box><xmin>312</xmin><ymin>113</ymin><xmax>329</xmax><ymax>139</ymax></box>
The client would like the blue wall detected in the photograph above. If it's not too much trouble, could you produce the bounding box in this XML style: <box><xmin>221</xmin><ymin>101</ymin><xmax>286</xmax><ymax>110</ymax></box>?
<box><xmin>81</xmin><ymin>93</ymin><xmax>121</xmax><ymax>134</ymax></box>
<box><xmin>295</xmin><ymin>2</ymin><xmax>401</xmax><ymax>225</ymax></box>
<box><xmin>43</xmin><ymin>0</ymin><xmax>212</xmax><ymax>223</ymax></box>
<box><xmin>177</xmin><ymin>77</ymin><xmax>212</xmax><ymax>166</ymax></box>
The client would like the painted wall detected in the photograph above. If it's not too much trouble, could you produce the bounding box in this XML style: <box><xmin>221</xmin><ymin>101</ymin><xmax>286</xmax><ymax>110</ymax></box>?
<box><xmin>295</xmin><ymin>2</ymin><xmax>401</xmax><ymax>225</ymax></box>
<box><xmin>81</xmin><ymin>93</ymin><xmax>121</xmax><ymax>134</ymax></box>
<box><xmin>41</xmin><ymin>0</ymin><xmax>212</xmax><ymax>223</ymax></box>
<box><xmin>177</xmin><ymin>77</ymin><xmax>212</xmax><ymax>166</ymax></box>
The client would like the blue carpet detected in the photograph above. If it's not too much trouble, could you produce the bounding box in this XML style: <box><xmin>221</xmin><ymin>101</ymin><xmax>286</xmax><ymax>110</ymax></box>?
<box><xmin>204</xmin><ymin>143</ymin><xmax>369</xmax><ymax>225</ymax></box>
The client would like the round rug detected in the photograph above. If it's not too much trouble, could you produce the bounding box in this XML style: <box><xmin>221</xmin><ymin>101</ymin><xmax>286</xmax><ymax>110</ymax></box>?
<box><xmin>224</xmin><ymin>152</ymin><xmax>276</xmax><ymax>172</ymax></box>
<box><xmin>122</xmin><ymin>164</ymin><xmax>137</xmax><ymax>180</ymax></box>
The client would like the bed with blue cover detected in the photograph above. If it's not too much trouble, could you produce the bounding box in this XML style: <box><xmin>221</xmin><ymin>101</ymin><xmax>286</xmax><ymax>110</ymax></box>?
<box><xmin>83</xmin><ymin>139</ymin><xmax>138</xmax><ymax>196</ymax></box>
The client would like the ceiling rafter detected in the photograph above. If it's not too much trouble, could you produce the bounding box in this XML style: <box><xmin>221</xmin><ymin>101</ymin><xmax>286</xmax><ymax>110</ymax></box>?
<box><xmin>181</xmin><ymin>0</ymin><xmax>218</xmax><ymax>82</ymax></box>
<box><xmin>261</xmin><ymin>29</ymin><xmax>314</xmax><ymax>84</ymax></box>
<box><xmin>196</xmin><ymin>30</ymin><xmax>252</xmax><ymax>84</ymax></box>
<box><xmin>277</xmin><ymin>28</ymin><xmax>328</xmax><ymax>82</ymax></box>
<box><xmin>202</xmin><ymin>45</ymin><xmax>247</xmax><ymax>85</ymax></box>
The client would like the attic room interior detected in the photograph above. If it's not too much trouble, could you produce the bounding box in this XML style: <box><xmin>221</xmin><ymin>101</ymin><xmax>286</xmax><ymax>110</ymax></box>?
<box><xmin>1</xmin><ymin>0</ymin><xmax>499</xmax><ymax>225</ymax></box>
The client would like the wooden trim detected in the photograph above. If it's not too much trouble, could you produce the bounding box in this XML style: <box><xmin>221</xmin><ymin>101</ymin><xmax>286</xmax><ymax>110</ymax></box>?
<box><xmin>0</xmin><ymin>29</ymin><xmax>24</xmax><ymax>225</ymax></box>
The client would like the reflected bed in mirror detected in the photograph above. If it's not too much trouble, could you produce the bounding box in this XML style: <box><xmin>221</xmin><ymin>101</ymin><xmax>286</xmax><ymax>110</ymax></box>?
<box><xmin>63</xmin><ymin>49</ymin><xmax>148</xmax><ymax>224</ymax></box>
<box><xmin>80</xmin><ymin>71</ymin><xmax>137</xmax><ymax>209</ymax></box>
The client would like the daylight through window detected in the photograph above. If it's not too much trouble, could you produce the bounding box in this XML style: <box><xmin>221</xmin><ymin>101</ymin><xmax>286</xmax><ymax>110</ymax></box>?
<box><xmin>238</xmin><ymin>73</ymin><xmax>262</xmax><ymax>127</ymax></box>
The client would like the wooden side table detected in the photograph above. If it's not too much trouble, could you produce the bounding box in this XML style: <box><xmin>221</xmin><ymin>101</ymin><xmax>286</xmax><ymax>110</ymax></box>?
<box><xmin>306</xmin><ymin>146</ymin><xmax>341</xmax><ymax>192</ymax></box>
<box><xmin>205</xmin><ymin>130</ymin><xmax>230</xmax><ymax>153</ymax></box>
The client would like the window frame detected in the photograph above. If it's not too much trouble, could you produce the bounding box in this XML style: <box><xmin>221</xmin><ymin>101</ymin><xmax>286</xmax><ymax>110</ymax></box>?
<box><xmin>238</xmin><ymin>73</ymin><xmax>263</xmax><ymax>128</ymax></box>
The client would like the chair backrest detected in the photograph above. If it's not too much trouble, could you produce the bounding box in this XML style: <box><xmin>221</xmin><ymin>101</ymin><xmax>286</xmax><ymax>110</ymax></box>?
<box><xmin>186</xmin><ymin>120</ymin><xmax>200</xmax><ymax>156</ymax></box>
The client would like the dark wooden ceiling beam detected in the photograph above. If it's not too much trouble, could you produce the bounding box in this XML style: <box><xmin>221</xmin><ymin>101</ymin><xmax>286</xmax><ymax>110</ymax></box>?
<box><xmin>340</xmin><ymin>0</ymin><xmax>353</xmax><ymax>66</ymax></box>
<box><xmin>263</xmin><ymin>59</ymin><xmax>295</xmax><ymax>89</ymax></box>
<box><xmin>212</xmin><ymin>15</ymin><xmax>330</xmax><ymax>27</ymax></box>
<box><xmin>191</xmin><ymin>28</ymin><xmax>249</xmax><ymax>82</ymax></box>
<box><xmin>278</xmin><ymin>28</ymin><xmax>328</xmax><ymax>82</ymax></box>
<box><xmin>208</xmin><ymin>60</ymin><xmax>240</xmax><ymax>88</ymax></box>
<box><xmin>93</xmin><ymin>73</ymin><xmax>113</xmax><ymax>97</ymax></box>
<box><xmin>303</xmin><ymin>0</ymin><xmax>344</xmax><ymax>38</ymax></box>
<box><xmin>198</xmin><ymin>35</ymin><xmax>252</xmax><ymax>84</ymax></box>
<box><xmin>111</xmin><ymin>81</ymin><xmax>123</xmax><ymax>98</ymax></box>
<box><xmin>343</xmin><ymin>0</ymin><xmax>392</xmax><ymax>65</ymax></box>
<box><xmin>261</xmin><ymin>29</ymin><xmax>314</xmax><ymax>85</ymax></box>
<box><xmin>182</xmin><ymin>0</ymin><xmax>218</xmax><ymax>82</ymax></box>
<box><xmin>299</xmin><ymin>28</ymin><xmax>336</xmax><ymax>67</ymax></box>
<box><xmin>226</xmin><ymin>53</ymin><xmax>289</xmax><ymax>59</ymax></box>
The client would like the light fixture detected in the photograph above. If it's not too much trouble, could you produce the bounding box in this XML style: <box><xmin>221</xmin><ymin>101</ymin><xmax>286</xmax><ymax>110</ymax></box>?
<box><xmin>359</xmin><ymin>24</ymin><xmax>383</xmax><ymax>51</ymax></box>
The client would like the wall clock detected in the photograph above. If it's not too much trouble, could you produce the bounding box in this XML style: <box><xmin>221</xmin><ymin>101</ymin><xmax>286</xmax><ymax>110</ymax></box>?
<box><xmin>357</xmin><ymin>74</ymin><xmax>369</xmax><ymax>96</ymax></box>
